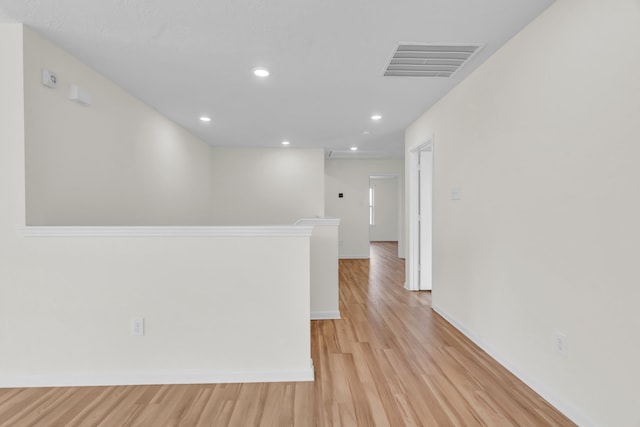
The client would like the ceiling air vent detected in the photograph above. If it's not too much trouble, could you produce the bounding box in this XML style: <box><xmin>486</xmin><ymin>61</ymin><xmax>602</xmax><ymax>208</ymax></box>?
<box><xmin>383</xmin><ymin>43</ymin><xmax>482</xmax><ymax>78</ymax></box>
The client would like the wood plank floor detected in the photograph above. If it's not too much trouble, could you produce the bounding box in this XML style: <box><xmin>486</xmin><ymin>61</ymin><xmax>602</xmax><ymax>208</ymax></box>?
<box><xmin>0</xmin><ymin>242</ymin><xmax>574</xmax><ymax>426</ymax></box>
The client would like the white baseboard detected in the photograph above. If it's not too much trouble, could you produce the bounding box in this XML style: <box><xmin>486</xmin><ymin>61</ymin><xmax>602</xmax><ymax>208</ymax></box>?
<box><xmin>311</xmin><ymin>310</ymin><xmax>341</xmax><ymax>320</ymax></box>
<box><xmin>339</xmin><ymin>255</ymin><xmax>369</xmax><ymax>259</ymax></box>
<box><xmin>0</xmin><ymin>365</ymin><xmax>315</xmax><ymax>388</ymax></box>
<box><xmin>432</xmin><ymin>304</ymin><xmax>597</xmax><ymax>427</ymax></box>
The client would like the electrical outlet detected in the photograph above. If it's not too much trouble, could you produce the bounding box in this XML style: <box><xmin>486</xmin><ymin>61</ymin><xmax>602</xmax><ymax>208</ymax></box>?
<box><xmin>131</xmin><ymin>317</ymin><xmax>145</xmax><ymax>336</ymax></box>
<box><xmin>553</xmin><ymin>332</ymin><xmax>567</xmax><ymax>358</ymax></box>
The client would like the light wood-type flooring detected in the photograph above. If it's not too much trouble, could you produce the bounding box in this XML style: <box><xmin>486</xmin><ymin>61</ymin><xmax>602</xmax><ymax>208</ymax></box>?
<box><xmin>0</xmin><ymin>242</ymin><xmax>574</xmax><ymax>426</ymax></box>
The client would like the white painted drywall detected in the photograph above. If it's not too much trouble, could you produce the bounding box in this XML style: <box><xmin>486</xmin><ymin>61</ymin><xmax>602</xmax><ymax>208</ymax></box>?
<box><xmin>209</xmin><ymin>148</ymin><xmax>325</xmax><ymax>225</ymax></box>
<box><xmin>405</xmin><ymin>1</ymin><xmax>640</xmax><ymax>425</ymax></box>
<box><xmin>0</xmin><ymin>228</ymin><xmax>313</xmax><ymax>387</ymax></box>
<box><xmin>369</xmin><ymin>177</ymin><xmax>399</xmax><ymax>242</ymax></box>
<box><xmin>0</xmin><ymin>24</ymin><xmax>24</xmax><ymax>229</ymax></box>
<box><xmin>325</xmin><ymin>159</ymin><xmax>404</xmax><ymax>259</ymax></box>
<box><xmin>23</xmin><ymin>27</ymin><xmax>214</xmax><ymax>226</ymax></box>
<box><xmin>297</xmin><ymin>218</ymin><xmax>340</xmax><ymax>320</ymax></box>
<box><xmin>1</xmin><ymin>24</ymin><xmax>313</xmax><ymax>387</ymax></box>
<box><xmin>23</xmin><ymin>28</ymin><xmax>325</xmax><ymax>227</ymax></box>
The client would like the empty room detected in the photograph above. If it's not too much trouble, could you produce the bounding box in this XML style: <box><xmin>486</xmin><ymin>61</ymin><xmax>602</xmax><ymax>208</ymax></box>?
<box><xmin>1</xmin><ymin>0</ymin><xmax>638</xmax><ymax>426</ymax></box>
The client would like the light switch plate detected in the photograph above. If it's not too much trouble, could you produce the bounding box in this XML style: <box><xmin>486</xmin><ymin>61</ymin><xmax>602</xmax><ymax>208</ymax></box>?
<box><xmin>451</xmin><ymin>188</ymin><xmax>462</xmax><ymax>200</ymax></box>
<box><xmin>131</xmin><ymin>317</ymin><xmax>145</xmax><ymax>336</ymax></box>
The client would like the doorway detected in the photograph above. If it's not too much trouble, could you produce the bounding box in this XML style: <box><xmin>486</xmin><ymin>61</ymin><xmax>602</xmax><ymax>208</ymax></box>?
<box><xmin>369</xmin><ymin>175</ymin><xmax>399</xmax><ymax>243</ymax></box>
<box><xmin>407</xmin><ymin>140</ymin><xmax>433</xmax><ymax>291</ymax></box>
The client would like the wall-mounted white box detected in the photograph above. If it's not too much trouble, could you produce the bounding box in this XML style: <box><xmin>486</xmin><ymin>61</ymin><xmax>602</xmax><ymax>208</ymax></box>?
<box><xmin>69</xmin><ymin>84</ymin><xmax>91</xmax><ymax>106</ymax></box>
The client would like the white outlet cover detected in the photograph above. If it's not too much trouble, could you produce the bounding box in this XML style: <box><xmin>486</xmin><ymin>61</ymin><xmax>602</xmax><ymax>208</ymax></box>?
<box><xmin>553</xmin><ymin>332</ymin><xmax>568</xmax><ymax>358</ymax></box>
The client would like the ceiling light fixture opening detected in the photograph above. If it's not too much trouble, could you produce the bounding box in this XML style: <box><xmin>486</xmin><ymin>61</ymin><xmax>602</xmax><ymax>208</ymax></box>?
<box><xmin>252</xmin><ymin>67</ymin><xmax>270</xmax><ymax>77</ymax></box>
<box><xmin>199</xmin><ymin>116</ymin><xmax>212</xmax><ymax>122</ymax></box>
<box><xmin>281</xmin><ymin>140</ymin><xmax>290</xmax><ymax>146</ymax></box>
<box><xmin>371</xmin><ymin>114</ymin><xmax>382</xmax><ymax>121</ymax></box>
<box><xmin>350</xmin><ymin>146</ymin><xmax>358</xmax><ymax>151</ymax></box>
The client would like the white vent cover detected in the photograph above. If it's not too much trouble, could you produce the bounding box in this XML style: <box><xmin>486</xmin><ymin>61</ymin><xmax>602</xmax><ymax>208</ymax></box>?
<box><xmin>384</xmin><ymin>43</ymin><xmax>482</xmax><ymax>77</ymax></box>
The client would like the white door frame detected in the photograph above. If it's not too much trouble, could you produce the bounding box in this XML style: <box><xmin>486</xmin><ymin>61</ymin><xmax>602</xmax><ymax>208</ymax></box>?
<box><xmin>406</xmin><ymin>138</ymin><xmax>433</xmax><ymax>291</ymax></box>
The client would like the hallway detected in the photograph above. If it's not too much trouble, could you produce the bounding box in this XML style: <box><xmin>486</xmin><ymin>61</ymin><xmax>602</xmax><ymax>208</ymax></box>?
<box><xmin>312</xmin><ymin>242</ymin><xmax>573</xmax><ymax>425</ymax></box>
<box><xmin>0</xmin><ymin>242</ymin><xmax>573</xmax><ymax>426</ymax></box>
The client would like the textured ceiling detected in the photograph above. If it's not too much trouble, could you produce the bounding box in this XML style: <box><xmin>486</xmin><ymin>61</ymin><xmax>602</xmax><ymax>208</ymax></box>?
<box><xmin>0</xmin><ymin>0</ymin><xmax>554</xmax><ymax>158</ymax></box>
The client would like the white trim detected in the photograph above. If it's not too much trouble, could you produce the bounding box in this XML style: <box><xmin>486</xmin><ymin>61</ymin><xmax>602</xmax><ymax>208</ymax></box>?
<box><xmin>0</xmin><ymin>365</ymin><xmax>315</xmax><ymax>388</ymax></box>
<box><xmin>21</xmin><ymin>225</ymin><xmax>313</xmax><ymax>238</ymax></box>
<box><xmin>295</xmin><ymin>218</ymin><xmax>341</xmax><ymax>227</ymax></box>
<box><xmin>339</xmin><ymin>255</ymin><xmax>369</xmax><ymax>259</ymax></box>
<box><xmin>407</xmin><ymin>138</ymin><xmax>433</xmax><ymax>291</ymax></box>
<box><xmin>311</xmin><ymin>310</ymin><xmax>341</xmax><ymax>320</ymax></box>
<box><xmin>432</xmin><ymin>304</ymin><xmax>598</xmax><ymax>427</ymax></box>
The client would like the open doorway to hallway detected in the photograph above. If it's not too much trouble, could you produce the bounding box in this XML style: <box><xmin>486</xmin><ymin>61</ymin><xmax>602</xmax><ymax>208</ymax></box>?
<box><xmin>369</xmin><ymin>175</ymin><xmax>400</xmax><ymax>258</ymax></box>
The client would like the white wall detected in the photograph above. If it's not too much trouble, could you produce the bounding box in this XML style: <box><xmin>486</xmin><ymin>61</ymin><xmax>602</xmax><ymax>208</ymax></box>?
<box><xmin>297</xmin><ymin>218</ymin><xmax>340</xmax><ymax>320</ymax></box>
<box><xmin>2</xmin><ymin>228</ymin><xmax>313</xmax><ymax>387</ymax></box>
<box><xmin>325</xmin><ymin>159</ymin><xmax>404</xmax><ymax>258</ymax></box>
<box><xmin>1</xmin><ymin>24</ymin><xmax>313</xmax><ymax>387</ymax></box>
<box><xmin>0</xmin><ymin>25</ymin><xmax>24</xmax><ymax>230</ymax></box>
<box><xmin>23</xmin><ymin>28</ymin><xmax>325</xmax><ymax>227</ymax></box>
<box><xmin>405</xmin><ymin>1</ymin><xmax>640</xmax><ymax>426</ymax></box>
<box><xmin>209</xmin><ymin>148</ymin><xmax>325</xmax><ymax>225</ymax></box>
<box><xmin>23</xmin><ymin>27</ymin><xmax>213</xmax><ymax>226</ymax></box>
<box><xmin>369</xmin><ymin>177</ymin><xmax>399</xmax><ymax>242</ymax></box>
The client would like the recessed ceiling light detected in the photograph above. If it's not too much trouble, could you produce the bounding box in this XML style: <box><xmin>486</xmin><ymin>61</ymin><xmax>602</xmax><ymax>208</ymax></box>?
<box><xmin>371</xmin><ymin>114</ymin><xmax>382</xmax><ymax>121</ymax></box>
<box><xmin>253</xmin><ymin>67</ymin><xmax>270</xmax><ymax>77</ymax></box>
<box><xmin>281</xmin><ymin>140</ymin><xmax>290</xmax><ymax>146</ymax></box>
<box><xmin>199</xmin><ymin>116</ymin><xmax>211</xmax><ymax>122</ymax></box>
<box><xmin>350</xmin><ymin>146</ymin><xmax>358</xmax><ymax>151</ymax></box>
